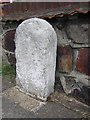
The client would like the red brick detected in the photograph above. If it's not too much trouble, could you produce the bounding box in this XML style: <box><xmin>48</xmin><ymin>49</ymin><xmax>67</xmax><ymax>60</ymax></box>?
<box><xmin>8</xmin><ymin>3</ymin><xmax>14</xmax><ymax>14</ymax></box>
<box><xmin>69</xmin><ymin>2</ymin><xmax>79</xmax><ymax>5</ymax></box>
<box><xmin>57</xmin><ymin>46</ymin><xmax>73</xmax><ymax>73</ymax></box>
<box><xmin>76</xmin><ymin>48</ymin><xmax>90</xmax><ymax>76</ymax></box>
<box><xmin>24</xmin><ymin>2</ymin><xmax>28</xmax><ymax>12</ymax></box>
<box><xmin>45</xmin><ymin>2</ymin><xmax>52</xmax><ymax>9</ymax></box>
<box><xmin>18</xmin><ymin>3</ymin><xmax>24</xmax><ymax>13</ymax></box>
<box><xmin>37</xmin><ymin>2</ymin><xmax>45</xmax><ymax>11</ymax></box>
<box><xmin>26</xmin><ymin>2</ymin><xmax>31</xmax><ymax>11</ymax></box>
<box><xmin>60</xmin><ymin>2</ymin><xmax>68</xmax><ymax>6</ymax></box>
<box><xmin>2</xmin><ymin>30</ymin><xmax>16</xmax><ymax>52</ymax></box>
<box><xmin>13</xmin><ymin>2</ymin><xmax>19</xmax><ymax>14</ymax></box>
<box><xmin>21</xmin><ymin>2</ymin><xmax>28</xmax><ymax>13</ymax></box>
<box><xmin>13</xmin><ymin>2</ymin><xmax>24</xmax><ymax>14</ymax></box>
<box><xmin>52</xmin><ymin>2</ymin><xmax>59</xmax><ymax>9</ymax></box>
<box><xmin>3</xmin><ymin>5</ymin><xmax>9</xmax><ymax>15</ymax></box>
<box><xmin>1</xmin><ymin>7</ymin><xmax>5</xmax><ymax>16</ymax></box>
<box><xmin>30</xmin><ymin>2</ymin><xmax>37</xmax><ymax>12</ymax></box>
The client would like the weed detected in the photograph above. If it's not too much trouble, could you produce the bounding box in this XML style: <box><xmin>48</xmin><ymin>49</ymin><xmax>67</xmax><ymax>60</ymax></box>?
<box><xmin>2</xmin><ymin>64</ymin><xmax>16</xmax><ymax>79</ymax></box>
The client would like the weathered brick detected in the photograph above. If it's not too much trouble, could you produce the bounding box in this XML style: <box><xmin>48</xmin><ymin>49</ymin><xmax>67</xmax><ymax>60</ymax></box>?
<box><xmin>18</xmin><ymin>3</ymin><xmax>24</xmax><ymax>13</ymax></box>
<box><xmin>30</xmin><ymin>2</ymin><xmax>37</xmax><ymax>12</ymax></box>
<box><xmin>1</xmin><ymin>2</ymin><xmax>89</xmax><ymax>21</ymax></box>
<box><xmin>24</xmin><ymin>2</ymin><xmax>28</xmax><ymax>12</ymax></box>
<box><xmin>45</xmin><ymin>2</ymin><xmax>52</xmax><ymax>9</ymax></box>
<box><xmin>37</xmin><ymin>2</ymin><xmax>45</xmax><ymax>11</ymax></box>
<box><xmin>4</xmin><ymin>5</ymin><xmax>9</xmax><ymax>16</ymax></box>
<box><xmin>52</xmin><ymin>2</ymin><xmax>59</xmax><ymax>9</ymax></box>
<box><xmin>69</xmin><ymin>2</ymin><xmax>79</xmax><ymax>5</ymax></box>
<box><xmin>1</xmin><ymin>7</ymin><xmax>5</xmax><ymax>16</ymax></box>
<box><xmin>76</xmin><ymin>48</ymin><xmax>90</xmax><ymax>76</ymax></box>
<box><xmin>57</xmin><ymin>45</ymin><xmax>73</xmax><ymax>73</ymax></box>
<box><xmin>2</xmin><ymin>30</ymin><xmax>16</xmax><ymax>52</ymax></box>
<box><xmin>60</xmin><ymin>2</ymin><xmax>68</xmax><ymax>6</ymax></box>
<box><xmin>66</xmin><ymin>19</ymin><xmax>88</xmax><ymax>44</ymax></box>
<box><xmin>13</xmin><ymin>2</ymin><xmax>19</xmax><ymax>14</ymax></box>
<box><xmin>20</xmin><ymin>2</ymin><xmax>26</xmax><ymax>13</ymax></box>
<box><xmin>26</xmin><ymin>2</ymin><xmax>31</xmax><ymax>11</ymax></box>
<box><xmin>8</xmin><ymin>3</ymin><xmax>14</xmax><ymax>15</ymax></box>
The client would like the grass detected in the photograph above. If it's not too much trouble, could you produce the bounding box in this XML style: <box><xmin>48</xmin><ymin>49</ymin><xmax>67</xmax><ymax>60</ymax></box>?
<box><xmin>0</xmin><ymin>62</ymin><xmax>2</xmax><ymax>74</ymax></box>
<box><xmin>2</xmin><ymin>64</ymin><xmax>16</xmax><ymax>79</ymax></box>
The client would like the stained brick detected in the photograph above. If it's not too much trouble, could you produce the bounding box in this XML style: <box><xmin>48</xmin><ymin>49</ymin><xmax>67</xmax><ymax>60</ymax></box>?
<box><xmin>37</xmin><ymin>2</ymin><xmax>45</xmax><ymax>11</ymax></box>
<box><xmin>52</xmin><ymin>2</ymin><xmax>59</xmax><ymax>9</ymax></box>
<box><xmin>1</xmin><ymin>7</ymin><xmax>5</xmax><ymax>16</ymax></box>
<box><xmin>18</xmin><ymin>2</ymin><xmax>24</xmax><ymax>13</ymax></box>
<box><xmin>20</xmin><ymin>2</ymin><xmax>26</xmax><ymax>13</ymax></box>
<box><xmin>57</xmin><ymin>46</ymin><xmax>73</xmax><ymax>73</ymax></box>
<box><xmin>26</xmin><ymin>2</ymin><xmax>31</xmax><ymax>11</ymax></box>
<box><xmin>76</xmin><ymin>48</ymin><xmax>90</xmax><ymax>76</ymax></box>
<box><xmin>8</xmin><ymin>3</ymin><xmax>14</xmax><ymax>15</ymax></box>
<box><xmin>3</xmin><ymin>5</ymin><xmax>9</xmax><ymax>15</ymax></box>
<box><xmin>24</xmin><ymin>2</ymin><xmax>28</xmax><ymax>12</ymax></box>
<box><xmin>45</xmin><ymin>2</ymin><xmax>52</xmax><ymax>9</ymax></box>
<box><xmin>60</xmin><ymin>2</ymin><xmax>68</xmax><ymax>6</ymax></box>
<box><xmin>13</xmin><ymin>2</ymin><xmax>19</xmax><ymax>14</ymax></box>
<box><xmin>69</xmin><ymin>2</ymin><xmax>79</xmax><ymax>5</ymax></box>
<box><xmin>30</xmin><ymin>2</ymin><xmax>37</xmax><ymax>12</ymax></box>
<box><xmin>1</xmin><ymin>2</ymin><xmax>89</xmax><ymax>21</ymax></box>
<box><xmin>13</xmin><ymin>2</ymin><xmax>24</xmax><ymax>14</ymax></box>
<box><xmin>2</xmin><ymin>30</ymin><xmax>16</xmax><ymax>52</ymax></box>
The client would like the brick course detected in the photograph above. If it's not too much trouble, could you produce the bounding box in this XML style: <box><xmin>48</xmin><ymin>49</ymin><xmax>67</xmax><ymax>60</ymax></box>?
<box><xmin>76</xmin><ymin>48</ymin><xmax>90</xmax><ymax>76</ymax></box>
<box><xmin>57</xmin><ymin>45</ymin><xmax>73</xmax><ymax>73</ymax></box>
<box><xmin>1</xmin><ymin>2</ymin><xmax>89</xmax><ymax>21</ymax></box>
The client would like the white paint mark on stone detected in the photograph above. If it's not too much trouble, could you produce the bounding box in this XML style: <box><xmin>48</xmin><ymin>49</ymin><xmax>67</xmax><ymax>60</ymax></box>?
<box><xmin>15</xmin><ymin>18</ymin><xmax>57</xmax><ymax>100</ymax></box>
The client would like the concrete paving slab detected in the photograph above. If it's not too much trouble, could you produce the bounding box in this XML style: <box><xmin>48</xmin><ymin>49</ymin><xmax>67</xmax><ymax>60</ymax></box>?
<box><xmin>3</xmin><ymin>86</ymin><xmax>46</xmax><ymax>112</ymax></box>
<box><xmin>2</xmin><ymin>94</ymin><xmax>83</xmax><ymax>118</ymax></box>
<box><xmin>2</xmin><ymin>95</ymin><xmax>36</xmax><ymax>118</ymax></box>
<box><xmin>2</xmin><ymin>75</ymin><xmax>89</xmax><ymax>119</ymax></box>
<box><xmin>35</xmin><ymin>102</ymin><xmax>82</xmax><ymax>118</ymax></box>
<box><xmin>50</xmin><ymin>90</ymin><xmax>90</xmax><ymax>118</ymax></box>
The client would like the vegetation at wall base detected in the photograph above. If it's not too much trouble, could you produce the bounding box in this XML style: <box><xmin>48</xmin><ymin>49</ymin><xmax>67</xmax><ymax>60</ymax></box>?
<box><xmin>2</xmin><ymin>64</ymin><xmax>16</xmax><ymax>79</ymax></box>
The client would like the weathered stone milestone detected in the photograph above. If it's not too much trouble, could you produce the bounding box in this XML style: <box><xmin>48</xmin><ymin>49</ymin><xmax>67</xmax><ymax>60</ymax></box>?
<box><xmin>15</xmin><ymin>18</ymin><xmax>57</xmax><ymax>101</ymax></box>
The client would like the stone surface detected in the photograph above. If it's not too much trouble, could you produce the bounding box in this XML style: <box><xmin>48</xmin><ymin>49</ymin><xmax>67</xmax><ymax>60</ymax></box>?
<box><xmin>2</xmin><ymin>30</ymin><xmax>16</xmax><ymax>52</ymax></box>
<box><xmin>66</xmin><ymin>19</ymin><xmax>88</xmax><ymax>44</ymax></box>
<box><xmin>76</xmin><ymin>48</ymin><xmax>90</xmax><ymax>76</ymax></box>
<box><xmin>59</xmin><ymin>74</ymin><xmax>80</xmax><ymax>95</ymax></box>
<box><xmin>15</xmin><ymin>18</ymin><xmax>57</xmax><ymax>100</ymax></box>
<box><xmin>57</xmin><ymin>45</ymin><xmax>73</xmax><ymax>72</ymax></box>
<box><xmin>54</xmin><ymin>26</ymin><xmax>70</xmax><ymax>46</ymax></box>
<box><xmin>56</xmin><ymin>71</ymin><xmax>90</xmax><ymax>105</ymax></box>
<box><xmin>3</xmin><ymin>87</ymin><xmax>45</xmax><ymax>112</ymax></box>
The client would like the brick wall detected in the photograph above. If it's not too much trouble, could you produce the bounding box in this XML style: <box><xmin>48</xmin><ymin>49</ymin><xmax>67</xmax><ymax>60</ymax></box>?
<box><xmin>1</xmin><ymin>2</ymin><xmax>89</xmax><ymax>21</ymax></box>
